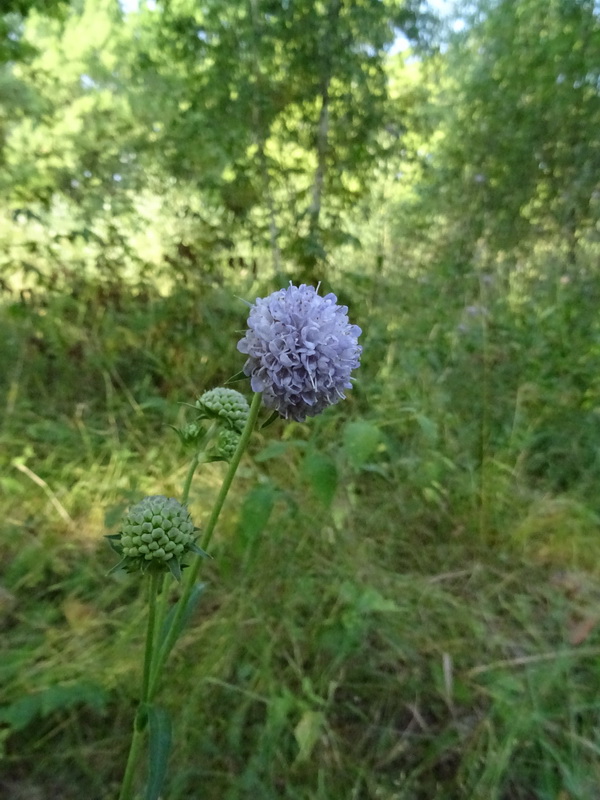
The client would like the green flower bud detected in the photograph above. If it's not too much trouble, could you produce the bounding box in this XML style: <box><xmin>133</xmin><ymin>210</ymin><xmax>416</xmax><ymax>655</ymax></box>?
<box><xmin>195</xmin><ymin>387</ymin><xmax>249</xmax><ymax>433</ymax></box>
<box><xmin>107</xmin><ymin>495</ymin><xmax>208</xmax><ymax>580</ymax></box>
<box><xmin>215</xmin><ymin>428</ymin><xmax>240</xmax><ymax>461</ymax></box>
<box><xmin>176</xmin><ymin>421</ymin><xmax>203</xmax><ymax>447</ymax></box>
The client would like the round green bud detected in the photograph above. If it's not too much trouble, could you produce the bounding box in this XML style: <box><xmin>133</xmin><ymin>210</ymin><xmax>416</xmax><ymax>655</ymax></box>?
<box><xmin>195</xmin><ymin>387</ymin><xmax>250</xmax><ymax>433</ymax></box>
<box><xmin>216</xmin><ymin>428</ymin><xmax>241</xmax><ymax>461</ymax></box>
<box><xmin>111</xmin><ymin>495</ymin><xmax>199</xmax><ymax>577</ymax></box>
<box><xmin>178</xmin><ymin>422</ymin><xmax>202</xmax><ymax>446</ymax></box>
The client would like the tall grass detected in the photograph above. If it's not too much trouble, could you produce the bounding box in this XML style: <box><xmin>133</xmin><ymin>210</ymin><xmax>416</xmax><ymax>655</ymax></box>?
<box><xmin>1</xmin><ymin>258</ymin><xmax>600</xmax><ymax>799</ymax></box>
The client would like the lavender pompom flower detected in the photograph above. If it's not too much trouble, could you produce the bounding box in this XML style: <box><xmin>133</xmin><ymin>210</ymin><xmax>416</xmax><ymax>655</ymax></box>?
<box><xmin>237</xmin><ymin>283</ymin><xmax>362</xmax><ymax>422</ymax></box>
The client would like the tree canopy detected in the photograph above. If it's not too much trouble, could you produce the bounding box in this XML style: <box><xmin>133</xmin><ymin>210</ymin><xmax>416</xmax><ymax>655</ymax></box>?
<box><xmin>0</xmin><ymin>0</ymin><xmax>598</xmax><ymax>283</ymax></box>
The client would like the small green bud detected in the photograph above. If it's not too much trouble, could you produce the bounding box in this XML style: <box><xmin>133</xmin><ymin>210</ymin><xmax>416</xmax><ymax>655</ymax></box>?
<box><xmin>195</xmin><ymin>387</ymin><xmax>250</xmax><ymax>433</ymax></box>
<box><xmin>215</xmin><ymin>428</ymin><xmax>241</xmax><ymax>461</ymax></box>
<box><xmin>171</xmin><ymin>421</ymin><xmax>204</xmax><ymax>449</ymax></box>
<box><xmin>107</xmin><ymin>495</ymin><xmax>209</xmax><ymax>580</ymax></box>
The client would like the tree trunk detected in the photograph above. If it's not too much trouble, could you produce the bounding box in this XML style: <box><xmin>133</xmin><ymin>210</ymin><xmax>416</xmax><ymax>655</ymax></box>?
<box><xmin>301</xmin><ymin>0</ymin><xmax>341</xmax><ymax>283</ymax></box>
<box><xmin>248</xmin><ymin>0</ymin><xmax>282</xmax><ymax>279</ymax></box>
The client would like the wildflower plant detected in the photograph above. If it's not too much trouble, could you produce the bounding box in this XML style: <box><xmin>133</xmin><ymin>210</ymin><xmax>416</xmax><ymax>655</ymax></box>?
<box><xmin>110</xmin><ymin>283</ymin><xmax>361</xmax><ymax>800</ymax></box>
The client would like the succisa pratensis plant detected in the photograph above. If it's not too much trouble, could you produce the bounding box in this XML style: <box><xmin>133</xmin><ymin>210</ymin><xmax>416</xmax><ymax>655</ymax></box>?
<box><xmin>108</xmin><ymin>283</ymin><xmax>362</xmax><ymax>799</ymax></box>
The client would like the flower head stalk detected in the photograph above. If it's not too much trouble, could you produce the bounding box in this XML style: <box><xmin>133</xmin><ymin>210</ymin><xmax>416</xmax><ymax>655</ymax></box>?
<box><xmin>237</xmin><ymin>283</ymin><xmax>362</xmax><ymax>421</ymax></box>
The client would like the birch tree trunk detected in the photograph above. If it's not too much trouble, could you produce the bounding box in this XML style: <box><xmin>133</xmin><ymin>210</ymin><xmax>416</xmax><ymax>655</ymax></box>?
<box><xmin>248</xmin><ymin>0</ymin><xmax>282</xmax><ymax>279</ymax></box>
<box><xmin>302</xmin><ymin>0</ymin><xmax>342</xmax><ymax>282</ymax></box>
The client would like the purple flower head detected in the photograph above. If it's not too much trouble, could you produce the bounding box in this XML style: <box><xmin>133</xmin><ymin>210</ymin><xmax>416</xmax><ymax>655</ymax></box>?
<box><xmin>237</xmin><ymin>283</ymin><xmax>362</xmax><ymax>422</ymax></box>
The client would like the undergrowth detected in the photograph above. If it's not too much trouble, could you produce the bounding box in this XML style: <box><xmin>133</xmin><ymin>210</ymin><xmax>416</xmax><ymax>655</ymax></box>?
<box><xmin>1</xmin><ymin>262</ymin><xmax>600</xmax><ymax>799</ymax></box>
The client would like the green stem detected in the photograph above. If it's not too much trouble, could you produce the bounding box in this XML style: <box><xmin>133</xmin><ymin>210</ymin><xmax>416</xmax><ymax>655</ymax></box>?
<box><xmin>118</xmin><ymin>723</ymin><xmax>145</xmax><ymax>800</ymax></box>
<box><xmin>118</xmin><ymin>571</ymin><xmax>161</xmax><ymax>800</ymax></box>
<box><xmin>153</xmin><ymin>573</ymin><xmax>169</xmax><ymax>663</ymax></box>
<box><xmin>148</xmin><ymin>392</ymin><xmax>263</xmax><ymax>698</ymax></box>
<box><xmin>198</xmin><ymin>392</ymin><xmax>263</xmax><ymax>555</ymax></box>
<box><xmin>181</xmin><ymin>423</ymin><xmax>219</xmax><ymax>505</ymax></box>
<box><xmin>142</xmin><ymin>571</ymin><xmax>160</xmax><ymax>702</ymax></box>
<box><xmin>181</xmin><ymin>452</ymin><xmax>201</xmax><ymax>506</ymax></box>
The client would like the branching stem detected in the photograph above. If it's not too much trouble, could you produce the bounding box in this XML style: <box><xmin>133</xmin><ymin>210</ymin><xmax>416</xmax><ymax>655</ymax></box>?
<box><xmin>148</xmin><ymin>392</ymin><xmax>263</xmax><ymax>698</ymax></box>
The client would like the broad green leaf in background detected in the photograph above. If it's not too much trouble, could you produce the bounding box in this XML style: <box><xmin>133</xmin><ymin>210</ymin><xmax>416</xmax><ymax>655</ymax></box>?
<box><xmin>415</xmin><ymin>412</ymin><xmax>438</xmax><ymax>445</ymax></box>
<box><xmin>342</xmin><ymin>420</ymin><xmax>382</xmax><ymax>469</ymax></box>
<box><xmin>254</xmin><ymin>440</ymin><xmax>304</xmax><ymax>462</ymax></box>
<box><xmin>237</xmin><ymin>484</ymin><xmax>277</xmax><ymax>541</ymax></box>
<box><xmin>294</xmin><ymin>709</ymin><xmax>325</xmax><ymax>764</ymax></box>
<box><xmin>301</xmin><ymin>451</ymin><xmax>338</xmax><ymax>507</ymax></box>
<box><xmin>0</xmin><ymin>682</ymin><xmax>108</xmax><ymax>732</ymax></box>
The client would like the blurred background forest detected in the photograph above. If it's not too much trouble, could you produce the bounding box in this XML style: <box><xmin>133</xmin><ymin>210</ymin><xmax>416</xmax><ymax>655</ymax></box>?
<box><xmin>1</xmin><ymin>0</ymin><xmax>600</xmax><ymax>798</ymax></box>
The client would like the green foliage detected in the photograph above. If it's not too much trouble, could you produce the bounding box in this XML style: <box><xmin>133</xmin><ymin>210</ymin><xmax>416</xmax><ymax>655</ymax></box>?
<box><xmin>342</xmin><ymin>419</ymin><xmax>383</xmax><ymax>469</ymax></box>
<box><xmin>1</xmin><ymin>0</ymin><xmax>600</xmax><ymax>797</ymax></box>
<box><xmin>236</xmin><ymin>485</ymin><xmax>277</xmax><ymax>543</ymax></box>
<box><xmin>0</xmin><ymin>0</ymin><xmax>432</xmax><ymax>278</ymax></box>
<box><xmin>301</xmin><ymin>451</ymin><xmax>338</xmax><ymax>507</ymax></box>
<box><xmin>426</xmin><ymin>0</ymin><xmax>600</xmax><ymax>256</ymax></box>
<box><xmin>0</xmin><ymin>681</ymin><xmax>108</xmax><ymax>733</ymax></box>
<box><xmin>2</xmin><ymin>261</ymin><xmax>600</xmax><ymax>797</ymax></box>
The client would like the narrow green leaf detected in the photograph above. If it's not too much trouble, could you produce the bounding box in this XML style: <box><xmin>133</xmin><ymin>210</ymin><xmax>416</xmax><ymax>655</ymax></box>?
<box><xmin>146</xmin><ymin>705</ymin><xmax>172</xmax><ymax>800</ymax></box>
<box><xmin>188</xmin><ymin>542</ymin><xmax>212</xmax><ymax>558</ymax></box>
<box><xmin>159</xmin><ymin>582</ymin><xmax>206</xmax><ymax>656</ymax></box>
<box><xmin>166</xmin><ymin>558</ymin><xmax>182</xmax><ymax>582</ymax></box>
<box><xmin>225</xmin><ymin>370</ymin><xmax>249</xmax><ymax>383</ymax></box>
<box><xmin>260</xmin><ymin>410</ymin><xmax>280</xmax><ymax>429</ymax></box>
<box><xmin>107</xmin><ymin>557</ymin><xmax>129</xmax><ymax>576</ymax></box>
<box><xmin>105</xmin><ymin>533</ymin><xmax>123</xmax><ymax>553</ymax></box>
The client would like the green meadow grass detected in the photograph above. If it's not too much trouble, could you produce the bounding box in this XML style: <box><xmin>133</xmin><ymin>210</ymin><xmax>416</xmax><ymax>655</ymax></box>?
<box><xmin>1</xmin><ymin>267</ymin><xmax>600</xmax><ymax>799</ymax></box>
